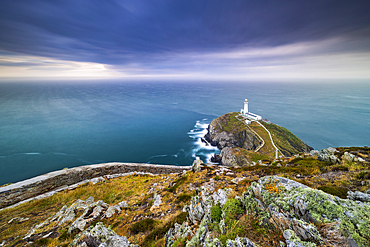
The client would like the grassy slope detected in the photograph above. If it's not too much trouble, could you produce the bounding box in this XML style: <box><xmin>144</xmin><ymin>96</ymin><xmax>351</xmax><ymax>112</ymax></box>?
<box><xmin>1</xmin><ymin>152</ymin><xmax>370</xmax><ymax>246</ymax></box>
<box><xmin>259</xmin><ymin>121</ymin><xmax>311</xmax><ymax>156</ymax></box>
<box><xmin>215</xmin><ymin>112</ymin><xmax>311</xmax><ymax>162</ymax></box>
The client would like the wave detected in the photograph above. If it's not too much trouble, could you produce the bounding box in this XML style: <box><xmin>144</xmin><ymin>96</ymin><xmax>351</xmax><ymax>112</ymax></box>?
<box><xmin>24</xmin><ymin>152</ymin><xmax>41</xmax><ymax>155</ymax></box>
<box><xmin>188</xmin><ymin>119</ymin><xmax>219</xmax><ymax>164</ymax></box>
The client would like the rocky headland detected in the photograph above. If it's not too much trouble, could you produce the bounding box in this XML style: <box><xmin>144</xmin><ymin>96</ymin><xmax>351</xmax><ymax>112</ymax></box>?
<box><xmin>1</xmin><ymin>114</ymin><xmax>370</xmax><ymax>247</ymax></box>
<box><xmin>205</xmin><ymin>112</ymin><xmax>313</xmax><ymax>167</ymax></box>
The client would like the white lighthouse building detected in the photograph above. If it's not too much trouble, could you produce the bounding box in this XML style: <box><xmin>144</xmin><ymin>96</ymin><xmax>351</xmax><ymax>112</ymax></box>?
<box><xmin>240</xmin><ymin>98</ymin><xmax>262</xmax><ymax>121</ymax></box>
<box><xmin>243</xmin><ymin>99</ymin><xmax>249</xmax><ymax>114</ymax></box>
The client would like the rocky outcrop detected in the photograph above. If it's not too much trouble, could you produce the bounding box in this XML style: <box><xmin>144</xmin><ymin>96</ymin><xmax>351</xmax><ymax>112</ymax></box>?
<box><xmin>204</xmin><ymin>112</ymin><xmax>313</xmax><ymax>166</ymax></box>
<box><xmin>204</xmin><ymin>113</ymin><xmax>261</xmax><ymax>150</ymax></box>
<box><xmin>220</xmin><ymin>147</ymin><xmax>254</xmax><ymax>167</ymax></box>
<box><xmin>242</xmin><ymin>176</ymin><xmax>370</xmax><ymax>247</ymax></box>
<box><xmin>0</xmin><ymin>162</ymin><xmax>191</xmax><ymax>210</ymax></box>
<box><xmin>347</xmin><ymin>190</ymin><xmax>370</xmax><ymax>203</ymax></box>
<box><xmin>70</xmin><ymin>222</ymin><xmax>137</xmax><ymax>247</ymax></box>
<box><xmin>317</xmin><ymin>147</ymin><xmax>339</xmax><ymax>164</ymax></box>
<box><xmin>168</xmin><ymin>186</ymin><xmax>257</xmax><ymax>247</ymax></box>
<box><xmin>23</xmin><ymin>196</ymin><xmax>124</xmax><ymax>241</ymax></box>
<box><xmin>191</xmin><ymin>157</ymin><xmax>204</xmax><ymax>172</ymax></box>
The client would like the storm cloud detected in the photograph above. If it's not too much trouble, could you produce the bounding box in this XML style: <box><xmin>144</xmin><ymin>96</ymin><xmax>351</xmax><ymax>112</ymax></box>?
<box><xmin>1</xmin><ymin>0</ymin><xmax>369</xmax><ymax>79</ymax></box>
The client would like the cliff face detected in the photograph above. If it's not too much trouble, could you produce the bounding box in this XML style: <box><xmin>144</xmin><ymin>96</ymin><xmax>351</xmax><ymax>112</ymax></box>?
<box><xmin>205</xmin><ymin>112</ymin><xmax>313</xmax><ymax>166</ymax></box>
<box><xmin>204</xmin><ymin>112</ymin><xmax>261</xmax><ymax>150</ymax></box>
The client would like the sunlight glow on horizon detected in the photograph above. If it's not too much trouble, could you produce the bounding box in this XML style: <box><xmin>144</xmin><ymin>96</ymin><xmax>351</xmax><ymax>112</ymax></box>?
<box><xmin>1</xmin><ymin>38</ymin><xmax>370</xmax><ymax>81</ymax></box>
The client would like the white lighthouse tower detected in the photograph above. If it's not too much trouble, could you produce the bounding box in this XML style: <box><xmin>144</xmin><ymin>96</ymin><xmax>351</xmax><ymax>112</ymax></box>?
<box><xmin>244</xmin><ymin>99</ymin><xmax>249</xmax><ymax>114</ymax></box>
<box><xmin>240</xmin><ymin>98</ymin><xmax>262</xmax><ymax>121</ymax></box>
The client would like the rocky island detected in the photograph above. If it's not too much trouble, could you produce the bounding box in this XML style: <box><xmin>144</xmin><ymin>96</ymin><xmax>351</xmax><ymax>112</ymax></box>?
<box><xmin>0</xmin><ymin>113</ymin><xmax>369</xmax><ymax>247</ymax></box>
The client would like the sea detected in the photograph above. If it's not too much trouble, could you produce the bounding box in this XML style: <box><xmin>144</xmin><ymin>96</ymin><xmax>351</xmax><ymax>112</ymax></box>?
<box><xmin>0</xmin><ymin>80</ymin><xmax>369</xmax><ymax>185</ymax></box>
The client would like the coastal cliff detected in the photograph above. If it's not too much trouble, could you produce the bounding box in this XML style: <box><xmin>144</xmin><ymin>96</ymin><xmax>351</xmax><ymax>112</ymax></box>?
<box><xmin>205</xmin><ymin>112</ymin><xmax>313</xmax><ymax>166</ymax></box>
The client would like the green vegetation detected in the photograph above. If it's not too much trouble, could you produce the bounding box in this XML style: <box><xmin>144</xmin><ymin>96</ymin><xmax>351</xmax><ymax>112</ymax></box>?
<box><xmin>238</xmin><ymin>149</ymin><xmax>270</xmax><ymax>163</ymax></box>
<box><xmin>210</xmin><ymin>205</ymin><xmax>222</xmax><ymax>223</ymax></box>
<box><xmin>355</xmin><ymin>171</ymin><xmax>370</xmax><ymax>180</ymax></box>
<box><xmin>177</xmin><ymin>193</ymin><xmax>192</xmax><ymax>203</ymax></box>
<box><xmin>232</xmin><ymin>157</ymin><xmax>332</xmax><ymax>176</ymax></box>
<box><xmin>218</xmin><ymin>112</ymin><xmax>246</xmax><ymax>134</ymax></box>
<box><xmin>260</xmin><ymin>121</ymin><xmax>311</xmax><ymax>156</ymax></box>
<box><xmin>167</xmin><ymin>176</ymin><xmax>188</xmax><ymax>193</ymax></box>
<box><xmin>131</xmin><ymin>218</ymin><xmax>158</xmax><ymax>234</ymax></box>
<box><xmin>142</xmin><ymin>212</ymin><xmax>188</xmax><ymax>247</ymax></box>
<box><xmin>222</xmin><ymin>198</ymin><xmax>244</xmax><ymax>226</ymax></box>
<box><xmin>317</xmin><ymin>185</ymin><xmax>349</xmax><ymax>199</ymax></box>
<box><xmin>1</xmin><ymin>131</ymin><xmax>369</xmax><ymax>247</ymax></box>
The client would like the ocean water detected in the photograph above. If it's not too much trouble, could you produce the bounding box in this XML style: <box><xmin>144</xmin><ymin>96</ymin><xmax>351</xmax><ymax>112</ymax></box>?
<box><xmin>0</xmin><ymin>80</ymin><xmax>369</xmax><ymax>185</ymax></box>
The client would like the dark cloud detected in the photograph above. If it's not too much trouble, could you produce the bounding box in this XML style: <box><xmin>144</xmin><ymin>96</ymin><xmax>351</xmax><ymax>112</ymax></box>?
<box><xmin>0</xmin><ymin>0</ymin><xmax>369</xmax><ymax>65</ymax></box>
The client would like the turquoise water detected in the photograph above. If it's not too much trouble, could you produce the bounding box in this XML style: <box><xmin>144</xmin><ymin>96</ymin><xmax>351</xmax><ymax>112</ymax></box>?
<box><xmin>0</xmin><ymin>80</ymin><xmax>369</xmax><ymax>184</ymax></box>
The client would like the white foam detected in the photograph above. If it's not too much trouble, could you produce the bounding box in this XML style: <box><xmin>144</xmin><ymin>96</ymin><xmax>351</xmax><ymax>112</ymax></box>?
<box><xmin>25</xmin><ymin>153</ymin><xmax>41</xmax><ymax>155</ymax></box>
<box><xmin>188</xmin><ymin>120</ymin><xmax>220</xmax><ymax>164</ymax></box>
<box><xmin>148</xmin><ymin>154</ymin><xmax>168</xmax><ymax>159</ymax></box>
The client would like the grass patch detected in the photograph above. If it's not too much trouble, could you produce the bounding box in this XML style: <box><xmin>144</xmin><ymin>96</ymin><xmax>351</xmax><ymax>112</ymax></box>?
<box><xmin>355</xmin><ymin>171</ymin><xmax>370</xmax><ymax>180</ymax></box>
<box><xmin>260</xmin><ymin>121</ymin><xmax>311</xmax><ymax>156</ymax></box>
<box><xmin>177</xmin><ymin>193</ymin><xmax>192</xmax><ymax>203</ymax></box>
<box><xmin>210</xmin><ymin>204</ymin><xmax>222</xmax><ymax>223</ymax></box>
<box><xmin>142</xmin><ymin>212</ymin><xmax>188</xmax><ymax>247</ymax></box>
<box><xmin>223</xmin><ymin>199</ymin><xmax>244</xmax><ymax>226</ymax></box>
<box><xmin>232</xmin><ymin>157</ymin><xmax>332</xmax><ymax>176</ymax></box>
<box><xmin>219</xmin><ymin>112</ymin><xmax>247</xmax><ymax>134</ymax></box>
<box><xmin>131</xmin><ymin>218</ymin><xmax>158</xmax><ymax>234</ymax></box>
<box><xmin>317</xmin><ymin>185</ymin><xmax>349</xmax><ymax>199</ymax></box>
<box><xmin>167</xmin><ymin>176</ymin><xmax>188</xmax><ymax>193</ymax></box>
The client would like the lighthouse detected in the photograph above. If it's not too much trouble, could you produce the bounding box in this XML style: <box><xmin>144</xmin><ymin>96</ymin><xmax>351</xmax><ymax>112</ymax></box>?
<box><xmin>244</xmin><ymin>99</ymin><xmax>249</xmax><ymax>114</ymax></box>
<box><xmin>240</xmin><ymin>98</ymin><xmax>262</xmax><ymax>121</ymax></box>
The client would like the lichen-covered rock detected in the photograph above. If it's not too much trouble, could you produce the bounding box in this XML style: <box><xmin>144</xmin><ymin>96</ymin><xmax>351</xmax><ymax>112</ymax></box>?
<box><xmin>317</xmin><ymin>148</ymin><xmax>338</xmax><ymax>164</ymax></box>
<box><xmin>183</xmin><ymin>193</ymin><xmax>208</xmax><ymax>225</ymax></box>
<box><xmin>202</xmin><ymin>178</ymin><xmax>215</xmax><ymax>193</ymax></box>
<box><xmin>347</xmin><ymin>191</ymin><xmax>370</xmax><ymax>203</ymax></box>
<box><xmin>118</xmin><ymin>200</ymin><xmax>128</xmax><ymax>208</ymax></box>
<box><xmin>150</xmin><ymin>192</ymin><xmax>162</xmax><ymax>211</ymax></box>
<box><xmin>70</xmin><ymin>222</ymin><xmax>137</xmax><ymax>247</ymax></box>
<box><xmin>342</xmin><ymin>152</ymin><xmax>358</xmax><ymax>163</ymax></box>
<box><xmin>226</xmin><ymin>236</ymin><xmax>257</xmax><ymax>247</ymax></box>
<box><xmin>192</xmin><ymin>157</ymin><xmax>203</xmax><ymax>172</ymax></box>
<box><xmin>165</xmin><ymin>222</ymin><xmax>192</xmax><ymax>247</ymax></box>
<box><xmin>183</xmin><ymin>188</ymin><xmax>231</xmax><ymax>225</ymax></box>
<box><xmin>104</xmin><ymin>205</ymin><xmax>121</xmax><ymax>218</ymax></box>
<box><xmin>24</xmin><ymin>197</ymin><xmax>96</xmax><ymax>239</ymax></box>
<box><xmin>185</xmin><ymin>214</ymin><xmax>212</xmax><ymax>247</ymax></box>
<box><xmin>283</xmin><ymin>229</ymin><xmax>317</xmax><ymax>247</ymax></box>
<box><xmin>212</xmin><ymin>188</ymin><xmax>232</xmax><ymax>206</ymax></box>
<box><xmin>241</xmin><ymin>176</ymin><xmax>370</xmax><ymax>247</ymax></box>
<box><xmin>68</xmin><ymin>200</ymin><xmax>109</xmax><ymax>233</ymax></box>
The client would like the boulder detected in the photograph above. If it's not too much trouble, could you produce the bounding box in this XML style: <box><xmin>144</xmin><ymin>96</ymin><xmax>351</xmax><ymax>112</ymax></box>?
<box><xmin>192</xmin><ymin>158</ymin><xmax>203</xmax><ymax>172</ymax></box>
<box><xmin>70</xmin><ymin>222</ymin><xmax>137</xmax><ymax>247</ymax></box>
<box><xmin>150</xmin><ymin>192</ymin><xmax>162</xmax><ymax>210</ymax></box>
<box><xmin>347</xmin><ymin>191</ymin><xmax>370</xmax><ymax>203</ymax></box>
<box><xmin>105</xmin><ymin>205</ymin><xmax>121</xmax><ymax>218</ymax></box>
<box><xmin>318</xmin><ymin>148</ymin><xmax>339</xmax><ymax>164</ymax></box>
<box><xmin>342</xmin><ymin>152</ymin><xmax>357</xmax><ymax>163</ymax></box>
<box><xmin>118</xmin><ymin>200</ymin><xmax>128</xmax><ymax>208</ymax></box>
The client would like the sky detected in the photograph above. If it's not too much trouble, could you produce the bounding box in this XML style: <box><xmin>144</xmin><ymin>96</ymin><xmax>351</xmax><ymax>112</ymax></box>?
<box><xmin>0</xmin><ymin>0</ymin><xmax>370</xmax><ymax>81</ymax></box>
